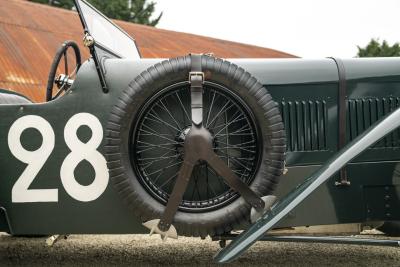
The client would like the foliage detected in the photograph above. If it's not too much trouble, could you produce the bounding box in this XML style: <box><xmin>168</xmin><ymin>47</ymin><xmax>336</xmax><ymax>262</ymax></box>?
<box><xmin>28</xmin><ymin>0</ymin><xmax>162</xmax><ymax>26</ymax></box>
<box><xmin>357</xmin><ymin>38</ymin><xmax>400</xmax><ymax>57</ymax></box>
<box><xmin>29</xmin><ymin>0</ymin><xmax>74</xmax><ymax>9</ymax></box>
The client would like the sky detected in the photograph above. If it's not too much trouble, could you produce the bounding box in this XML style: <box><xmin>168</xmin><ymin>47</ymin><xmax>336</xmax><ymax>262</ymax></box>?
<box><xmin>153</xmin><ymin>0</ymin><xmax>400</xmax><ymax>58</ymax></box>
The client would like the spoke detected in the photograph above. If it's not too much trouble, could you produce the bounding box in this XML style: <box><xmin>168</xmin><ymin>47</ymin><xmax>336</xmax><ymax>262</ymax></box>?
<box><xmin>216</xmin><ymin>133</ymin><xmax>254</xmax><ymax>137</ymax></box>
<box><xmin>159</xmin><ymin>170</ymin><xmax>180</xmax><ymax>189</ymax></box>
<box><xmin>153</xmin><ymin>156</ymin><xmax>179</xmax><ymax>184</ymax></box>
<box><xmin>215</xmin><ymin>124</ymin><xmax>252</xmax><ymax>137</ymax></box>
<box><xmin>145</xmin><ymin>111</ymin><xmax>181</xmax><ymax>132</ymax></box>
<box><xmin>206</xmin><ymin>91</ymin><xmax>217</xmax><ymax>126</ymax></box>
<box><xmin>215</xmin><ymin>139</ymin><xmax>255</xmax><ymax>147</ymax></box>
<box><xmin>205</xmin><ymin>163</ymin><xmax>218</xmax><ymax>198</ymax></box>
<box><xmin>145</xmin><ymin>107</ymin><xmax>179</xmax><ymax>138</ymax></box>
<box><xmin>191</xmin><ymin>169</ymin><xmax>202</xmax><ymax>201</ymax></box>
<box><xmin>138</xmin><ymin>139</ymin><xmax>181</xmax><ymax>147</ymax></box>
<box><xmin>140</xmin><ymin>125</ymin><xmax>177</xmax><ymax>143</ymax></box>
<box><xmin>151</xmin><ymin>170</ymin><xmax>165</xmax><ymax>185</ymax></box>
<box><xmin>218</xmin><ymin>155</ymin><xmax>255</xmax><ymax>162</ymax></box>
<box><xmin>138</xmin><ymin>154</ymin><xmax>180</xmax><ymax>162</ymax></box>
<box><xmin>138</xmin><ymin>133</ymin><xmax>171</xmax><ymax>136</ymax></box>
<box><xmin>139</xmin><ymin>152</ymin><xmax>180</xmax><ymax>171</ymax></box>
<box><xmin>205</xmin><ymin>164</ymin><xmax>209</xmax><ymax>199</ymax></box>
<box><xmin>190</xmin><ymin>172</ymin><xmax>197</xmax><ymax>200</ymax></box>
<box><xmin>157</xmin><ymin>99</ymin><xmax>183</xmax><ymax>131</ymax></box>
<box><xmin>214</xmin><ymin>114</ymin><xmax>247</xmax><ymax>136</ymax></box>
<box><xmin>136</xmin><ymin>145</ymin><xmax>160</xmax><ymax>154</ymax></box>
<box><xmin>212</xmin><ymin>109</ymin><xmax>241</xmax><ymax>129</ymax></box>
<box><xmin>218</xmin><ymin>152</ymin><xmax>253</xmax><ymax>171</ymax></box>
<box><xmin>175</xmin><ymin>92</ymin><xmax>191</xmax><ymax>122</ymax></box>
<box><xmin>215</xmin><ymin>145</ymin><xmax>256</xmax><ymax>154</ymax></box>
<box><xmin>146</xmin><ymin>161</ymin><xmax>183</xmax><ymax>176</ymax></box>
<box><xmin>207</xmin><ymin>100</ymin><xmax>234</xmax><ymax>128</ymax></box>
<box><xmin>217</xmin><ymin>150</ymin><xmax>254</xmax><ymax>180</ymax></box>
<box><xmin>208</xmin><ymin>166</ymin><xmax>229</xmax><ymax>191</ymax></box>
<box><xmin>136</xmin><ymin>140</ymin><xmax>178</xmax><ymax>153</ymax></box>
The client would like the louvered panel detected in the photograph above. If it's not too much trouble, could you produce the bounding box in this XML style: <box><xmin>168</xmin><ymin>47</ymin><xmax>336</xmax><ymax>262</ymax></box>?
<box><xmin>280</xmin><ymin>100</ymin><xmax>327</xmax><ymax>152</ymax></box>
<box><xmin>348</xmin><ymin>97</ymin><xmax>400</xmax><ymax>148</ymax></box>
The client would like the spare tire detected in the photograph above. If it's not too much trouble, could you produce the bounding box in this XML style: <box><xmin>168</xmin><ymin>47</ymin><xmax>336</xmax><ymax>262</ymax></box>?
<box><xmin>105</xmin><ymin>55</ymin><xmax>286</xmax><ymax>237</ymax></box>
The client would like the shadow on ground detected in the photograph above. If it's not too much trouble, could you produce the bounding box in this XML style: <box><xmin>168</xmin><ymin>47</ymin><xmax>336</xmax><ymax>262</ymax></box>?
<box><xmin>1</xmin><ymin>233</ymin><xmax>400</xmax><ymax>266</ymax></box>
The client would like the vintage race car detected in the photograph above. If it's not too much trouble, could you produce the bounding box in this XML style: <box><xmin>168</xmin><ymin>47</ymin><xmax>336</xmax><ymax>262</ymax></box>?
<box><xmin>1</xmin><ymin>0</ymin><xmax>400</xmax><ymax>263</ymax></box>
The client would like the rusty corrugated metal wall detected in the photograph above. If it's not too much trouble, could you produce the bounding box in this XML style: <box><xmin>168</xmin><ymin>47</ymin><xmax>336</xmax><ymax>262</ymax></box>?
<box><xmin>0</xmin><ymin>0</ymin><xmax>295</xmax><ymax>102</ymax></box>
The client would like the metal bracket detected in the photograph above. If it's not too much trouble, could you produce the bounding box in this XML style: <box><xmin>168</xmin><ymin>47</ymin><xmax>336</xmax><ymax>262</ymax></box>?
<box><xmin>0</xmin><ymin>207</ymin><xmax>14</xmax><ymax>235</ymax></box>
<box><xmin>87</xmin><ymin>39</ymin><xmax>109</xmax><ymax>93</ymax></box>
<box><xmin>46</xmin><ymin>235</ymin><xmax>69</xmax><ymax>247</ymax></box>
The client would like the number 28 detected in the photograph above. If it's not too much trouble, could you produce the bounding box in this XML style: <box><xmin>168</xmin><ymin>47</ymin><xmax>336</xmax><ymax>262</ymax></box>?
<box><xmin>8</xmin><ymin>113</ymin><xmax>109</xmax><ymax>203</ymax></box>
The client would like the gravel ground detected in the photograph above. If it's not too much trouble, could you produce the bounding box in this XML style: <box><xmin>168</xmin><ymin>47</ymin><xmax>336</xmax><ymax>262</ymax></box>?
<box><xmin>1</xmin><ymin>232</ymin><xmax>400</xmax><ymax>266</ymax></box>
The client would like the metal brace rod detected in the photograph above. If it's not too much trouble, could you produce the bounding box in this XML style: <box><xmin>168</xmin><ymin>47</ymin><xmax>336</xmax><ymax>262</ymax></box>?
<box><xmin>214</xmin><ymin>106</ymin><xmax>400</xmax><ymax>263</ymax></box>
<box><xmin>213</xmin><ymin>234</ymin><xmax>400</xmax><ymax>247</ymax></box>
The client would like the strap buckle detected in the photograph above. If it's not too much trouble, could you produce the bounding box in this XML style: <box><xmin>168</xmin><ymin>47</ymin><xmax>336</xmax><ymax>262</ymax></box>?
<box><xmin>189</xmin><ymin>72</ymin><xmax>204</xmax><ymax>84</ymax></box>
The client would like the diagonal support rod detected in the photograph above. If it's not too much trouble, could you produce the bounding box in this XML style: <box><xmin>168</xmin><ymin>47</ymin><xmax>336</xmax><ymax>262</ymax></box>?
<box><xmin>157</xmin><ymin>125</ymin><xmax>265</xmax><ymax>232</ymax></box>
<box><xmin>214</xmin><ymin>106</ymin><xmax>400</xmax><ymax>263</ymax></box>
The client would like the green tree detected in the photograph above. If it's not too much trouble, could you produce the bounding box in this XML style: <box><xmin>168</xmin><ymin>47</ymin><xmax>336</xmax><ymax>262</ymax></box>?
<box><xmin>29</xmin><ymin>0</ymin><xmax>74</xmax><ymax>9</ymax></box>
<box><xmin>357</xmin><ymin>38</ymin><xmax>400</xmax><ymax>57</ymax></box>
<box><xmin>28</xmin><ymin>0</ymin><xmax>162</xmax><ymax>26</ymax></box>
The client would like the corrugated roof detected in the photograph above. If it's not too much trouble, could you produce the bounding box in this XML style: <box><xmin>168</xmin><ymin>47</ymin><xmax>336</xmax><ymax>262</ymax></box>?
<box><xmin>0</xmin><ymin>0</ymin><xmax>296</xmax><ymax>102</ymax></box>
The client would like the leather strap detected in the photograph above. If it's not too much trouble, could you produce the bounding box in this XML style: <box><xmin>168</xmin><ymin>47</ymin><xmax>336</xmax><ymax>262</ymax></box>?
<box><xmin>329</xmin><ymin>57</ymin><xmax>350</xmax><ymax>186</ymax></box>
<box><xmin>189</xmin><ymin>54</ymin><xmax>204</xmax><ymax>126</ymax></box>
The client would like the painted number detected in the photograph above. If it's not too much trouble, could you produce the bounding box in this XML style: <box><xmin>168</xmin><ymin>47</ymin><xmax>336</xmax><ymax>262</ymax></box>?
<box><xmin>9</xmin><ymin>115</ymin><xmax>57</xmax><ymax>203</ymax></box>
<box><xmin>9</xmin><ymin>113</ymin><xmax>109</xmax><ymax>203</ymax></box>
<box><xmin>61</xmin><ymin>113</ymin><xmax>108</xmax><ymax>202</ymax></box>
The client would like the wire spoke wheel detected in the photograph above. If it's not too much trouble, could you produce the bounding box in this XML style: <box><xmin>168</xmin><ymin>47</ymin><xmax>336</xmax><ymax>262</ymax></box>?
<box><xmin>131</xmin><ymin>82</ymin><xmax>261</xmax><ymax>212</ymax></box>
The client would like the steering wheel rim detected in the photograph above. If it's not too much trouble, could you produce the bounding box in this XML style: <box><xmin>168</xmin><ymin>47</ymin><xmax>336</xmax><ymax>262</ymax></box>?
<box><xmin>46</xmin><ymin>40</ymin><xmax>81</xmax><ymax>102</ymax></box>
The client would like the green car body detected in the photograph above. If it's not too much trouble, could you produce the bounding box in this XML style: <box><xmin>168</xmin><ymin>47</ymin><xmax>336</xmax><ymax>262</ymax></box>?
<box><xmin>1</xmin><ymin>57</ymin><xmax>399</xmax><ymax>235</ymax></box>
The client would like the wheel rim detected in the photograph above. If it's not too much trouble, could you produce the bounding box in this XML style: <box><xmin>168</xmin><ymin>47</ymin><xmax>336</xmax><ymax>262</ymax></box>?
<box><xmin>131</xmin><ymin>82</ymin><xmax>261</xmax><ymax>212</ymax></box>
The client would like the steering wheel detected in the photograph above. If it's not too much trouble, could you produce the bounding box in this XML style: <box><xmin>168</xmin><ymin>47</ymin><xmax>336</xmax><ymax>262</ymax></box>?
<box><xmin>46</xmin><ymin>40</ymin><xmax>82</xmax><ymax>102</ymax></box>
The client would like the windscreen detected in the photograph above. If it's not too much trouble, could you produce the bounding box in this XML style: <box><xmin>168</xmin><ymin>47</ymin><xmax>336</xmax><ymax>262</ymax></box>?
<box><xmin>76</xmin><ymin>0</ymin><xmax>141</xmax><ymax>59</ymax></box>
